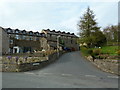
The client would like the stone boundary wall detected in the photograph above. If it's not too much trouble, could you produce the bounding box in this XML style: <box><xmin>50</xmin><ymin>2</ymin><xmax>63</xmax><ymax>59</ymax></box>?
<box><xmin>86</xmin><ymin>56</ymin><xmax>119</xmax><ymax>75</ymax></box>
<box><xmin>1</xmin><ymin>51</ymin><xmax>65</xmax><ymax>72</ymax></box>
<box><xmin>3</xmin><ymin>53</ymin><xmax>46</xmax><ymax>57</ymax></box>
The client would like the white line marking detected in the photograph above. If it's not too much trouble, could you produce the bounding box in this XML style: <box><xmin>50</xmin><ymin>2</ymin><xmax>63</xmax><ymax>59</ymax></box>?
<box><xmin>61</xmin><ymin>74</ymin><xmax>72</xmax><ymax>76</ymax></box>
<box><xmin>24</xmin><ymin>72</ymin><xmax>34</xmax><ymax>75</ymax></box>
<box><xmin>42</xmin><ymin>73</ymin><xmax>53</xmax><ymax>75</ymax></box>
<box><xmin>107</xmin><ymin>76</ymin><xmax>118</xmax><ymax>78</ymax></box>
<box><xmin>85</xmin><ymin>75</ymin><xmax>96</xmax><ymax>77</ymax></box>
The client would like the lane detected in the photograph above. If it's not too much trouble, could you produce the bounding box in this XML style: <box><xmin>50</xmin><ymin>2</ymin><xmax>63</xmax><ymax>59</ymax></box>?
<box><xmin>2</xmin><ymin>51</ymin><xmax>118</xmax><ymax>88</ymax></box>
<box><xmin>28</xmin><ymin>51</ymin><xmax>117</xmax><ymax>77</ymax></box>
<box><xmin>2</xmin><ymin>71</ymin><xmax>118</xmax><ymax>88</ymax></box>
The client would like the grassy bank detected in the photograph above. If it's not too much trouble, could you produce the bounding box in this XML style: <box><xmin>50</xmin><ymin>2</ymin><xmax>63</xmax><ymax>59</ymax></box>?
<box><xmin>101</xmin><ymin>46</ymin><xmax>118</xmax><ymax>56</ymax></box>
<box><xmin>80</xmin><ymin>45</ymin><xmax>119</xmax><ymax>57</ymax></box>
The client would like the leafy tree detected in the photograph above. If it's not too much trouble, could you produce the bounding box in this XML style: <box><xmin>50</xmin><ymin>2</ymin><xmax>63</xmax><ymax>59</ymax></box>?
<box><xmin>103</xmin><ymin>25</ymin><xmax>118</xmax><ymax>45</ymax></box>
<box><xmin>78</xmin><ymin>7</ymin><xmax>106</xmax><ymax>47</ymax></box>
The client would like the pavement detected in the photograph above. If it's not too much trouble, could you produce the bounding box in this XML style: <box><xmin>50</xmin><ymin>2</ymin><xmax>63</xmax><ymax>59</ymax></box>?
<box><xmin>2</xmin><ymin>51</ymin><xmax>118</xmax><ymax>88</ymax></box>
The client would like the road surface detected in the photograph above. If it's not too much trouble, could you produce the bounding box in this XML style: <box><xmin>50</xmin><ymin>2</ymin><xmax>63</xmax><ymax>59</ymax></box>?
<box><xmin>2</xmin><ymin>51</ymin><xmax>118</xmax><ymax>88</ymax></box>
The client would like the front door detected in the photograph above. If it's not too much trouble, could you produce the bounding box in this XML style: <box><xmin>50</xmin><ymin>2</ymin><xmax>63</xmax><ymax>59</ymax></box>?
<box><xmin>13</xmin><ymin>46</ymin><xmax>20</xmax><ymax>53</ymax></box>
<box><xmin>14</xmin><ymin>48</ymin><xmax>17</xmax><ymax>53</ymax></box>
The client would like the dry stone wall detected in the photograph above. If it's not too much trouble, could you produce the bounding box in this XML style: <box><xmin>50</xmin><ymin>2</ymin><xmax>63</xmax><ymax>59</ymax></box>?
<box><xmin>86</xmin><ymin>56</ymin><xmax>119</xmax><ymax>75</ymax></box>
<box><xmin>1</xmin><ymin>51</ymin><xmax>65</xmax><ymax>72</ymax></box>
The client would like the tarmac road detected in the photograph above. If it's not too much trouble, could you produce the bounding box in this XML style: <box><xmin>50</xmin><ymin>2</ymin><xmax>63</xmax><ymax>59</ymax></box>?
<box><xmin>2</xmin><ymin>51</ymin><xmax>118</xmax><ymax>88</ymax></box>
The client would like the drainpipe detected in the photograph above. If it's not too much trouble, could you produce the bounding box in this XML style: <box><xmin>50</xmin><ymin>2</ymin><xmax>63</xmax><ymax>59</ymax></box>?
<box><xmin>57</xmin><ymin>35</ymin><xmax>60</xmax><ymax>58</ymax></box>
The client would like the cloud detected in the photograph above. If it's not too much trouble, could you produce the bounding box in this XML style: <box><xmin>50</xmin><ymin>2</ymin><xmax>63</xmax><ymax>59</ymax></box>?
<box><xmin>0</xmin><ymin>1</ymin><xmax>118</xmax><ymax>36</ymax></box>
<box><xmin>0</xmin><ymin>0</ymin><xmax>119</xmax><ymax>2</ymax></box>
<box><xmin>60</xmin><ymin>17</ymin><xmax>79</xmax><ymax>34</ymax></box>
<box><xmin>90</xmin><ymin>2</ymin><xmax>118</xmax><ymax>27</ymax></box>
<box><xmin>59</xmin><ymin>2</ymin><xmax>118</xmax><ymax>35</ymax></box>
<box><xmin>0</xmin><ymin>1</ymin><xmax>13</xmax><ymax>22</ymax></box>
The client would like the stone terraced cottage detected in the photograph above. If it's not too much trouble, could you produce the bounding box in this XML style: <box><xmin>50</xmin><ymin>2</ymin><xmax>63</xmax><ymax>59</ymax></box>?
<box><xmin>41</xmin><ymin>29</ymin><xmax>79</xmax><ymax>51</ymax></box>
<box><xmin>0</xmin><ymin>27</ymin><xmax>79</xmax><ymax>55</ymax></box>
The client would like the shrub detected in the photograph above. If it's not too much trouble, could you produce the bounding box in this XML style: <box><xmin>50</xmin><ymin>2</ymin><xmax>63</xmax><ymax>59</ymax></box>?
<box><xmin>116</xmin><ymin>50</ymin><xmax>120</xmax><ymax>55</ymax></box>
<box><xmin>82</xmin><ymin>45</ymin><xmax>88</xmax><ymax>48</ymax></box>
<box><xmin>7</xmin><ymin>56</ymin><xmax>12</xmax><ymax>60</ymax></box>
<box><xmin>93</xmin><ymin>49</ymin><xmax>101</xmax><ymax>55</ymax></box>
<box><xmin>15</xmin><ymin>56</ymin><xmax>19</xmax><ymax>62</ymax></box>
<box><xmin>80</xmin><ymin>46</ymin><xmax>88</xmax><ymax>56</ymax></box>
<box><xmin>87</xmin><ymin>49</ymin><xmax>93</xmax><ymax>55</ymax></box>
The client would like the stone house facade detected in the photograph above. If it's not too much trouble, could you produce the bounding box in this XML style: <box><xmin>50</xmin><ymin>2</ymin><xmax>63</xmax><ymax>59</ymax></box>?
<box><xmin>4</xmin><ymin>28</ymin><xmax>46</xmax><ymax>54</ymax></box>
<box><xmin>1</xmin><ymin>27</ymin><xmax>79</xmax><ymax>54</ymax></box>
<box><xmin>0</xmin><ymin>27</ymin><xmax>9</xmax><ymax>55</ymax></box>
<box><xmin>41</xmin><ymin>29</ymin><xmax>79</xmax><ymax>51</ymax></box>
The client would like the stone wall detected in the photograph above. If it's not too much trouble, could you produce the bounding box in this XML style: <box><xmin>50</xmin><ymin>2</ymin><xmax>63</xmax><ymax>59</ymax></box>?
<box><xmin>86</xmin><ymin>56</ymin><xmax>119</xmax><ymax>75</ymax></box>
<box><xmin>1</xmin><ymin>51</ymin><xmax>65</xmax><ymax>72</ymax></box>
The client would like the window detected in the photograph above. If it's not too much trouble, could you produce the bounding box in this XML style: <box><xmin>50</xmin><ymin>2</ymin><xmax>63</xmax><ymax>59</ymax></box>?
<box><xmin>71</xmin><ymin>40</ymin><xmax>73</xmax><ymax>44</ymax></box>
<box><xmin>42</xmin><ymin>34</ymin><xmax>46</xmax><ymax>37</ymax></box>
<box><xmin>52</xmin><ymin>35</ymin><xmax>56</xmax><ymax>39</ymax></box>
<box><xmin>10</xmin><ymin>34</ymin><xmax>16</xmax><ymax>38</ymax></box>
<box><xmin>38</xmin><ymin>34</ymin><xmax>41</xmax><ymax>37</ymax></box>
<box><xmin>29</xmin><ymin>32</ymin><xmax>33</xmax><ymax>35</ymax></box>
<box><xmin>47</xmin><ymin>34</ymin><xmax>50</xmax><ymax>37</ymax></box>
<box><xmin>25</xmin><ymin>36</ymin><xmax>29</xmax><ymax>40</ymax></box>
<box><xmin>68</xmin><ymin>36</ymin><xmax>71</xmax><ymax>39</ymax></box>
<box><xmin>33</xmin><ymin>37</ymin><xmax>36</xmax><ymax>41</ymax></box>
<box><xmin>8</xmin><ymin>34</ymin><xmax>11</xmax><ymax>38</ymax></box>
<box><xmin>15</xmin><ymin>35</ymin><xmax>19</xmax><ymax>39</ymax></box>
<box><xmin>23</xmin><ymin>35</ymin><xmax>26</xmax><ymax>40</ymax></box>
<box><xmin>8</xmin><ymin>30</ymin><xmax>11</xmax><ymax>33</ymax></box>
<box><xmin>10</xmin><ymin>40</ymin><xmax>13</xmax><ymax>44</ymax></box>
<box><xmin>29</xmin><ymin>36</ymin><xmax>33</xmax><ymax>40</ymax></box>
<box><xmin>49</xmin><ymin>34</ymin><xmax>52</xmax><ymax>38</ymax></box>
<box><xmin>23</xmin><ymin>31</ymin><xmax>26</xmax><ymax>34</ymax></box>
<box><xmin>36</xmin><ymin>37</ymin><xmax>39</xmax><ymax>41</ymax></box>
<box><xmin>15</xmin><ymin>31</ymin><xmax>19</xmax><ymax>33</ymax></box>
<box><xmin>36</xmin><ymin>33</ymin><xmax>39</xmax><ymax>36</ymax></box>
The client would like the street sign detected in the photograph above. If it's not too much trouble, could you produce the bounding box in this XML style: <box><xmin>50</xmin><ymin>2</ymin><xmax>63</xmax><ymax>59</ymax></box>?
<box><xmin>33</xmin><ymin>63</ymin><xmax>40</xmax><ymax>66</ymax></box>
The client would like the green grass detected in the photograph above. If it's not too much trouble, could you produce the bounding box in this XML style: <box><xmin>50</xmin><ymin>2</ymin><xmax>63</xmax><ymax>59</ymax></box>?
<box><xmin>80</xmin><ymin>46</ymin><xmax>91</xmax><ymax>56</ymax></box>
<box><xmin>80</xmin><ymin>46</ymin><xmax>119</xmax><ymax>56</ymax></box>
<box><xmin>101</xmin><ymin>46</ymin><xmax>118</xmax><ymax>56</ymax></box>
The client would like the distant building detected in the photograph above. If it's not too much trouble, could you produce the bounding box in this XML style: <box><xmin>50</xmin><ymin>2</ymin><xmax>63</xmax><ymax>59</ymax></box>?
<box><xmin>41</xmin><ymin>29</ymin><xmax>79</xmax><ymax>51</ymax></box>
<box><xmin>1</xmin><ymin>27</ymin><xmax>79</xmax><ymax>55</ymax></box>
<box><xmin>4</xmin><ymin>28</ymin><xmax>46</xmax><ymax>54</ymax></box>
<box><xmin>80</xmin><ymin>43</ymin><xmax>87</xmax><ymax>47</ymax></box>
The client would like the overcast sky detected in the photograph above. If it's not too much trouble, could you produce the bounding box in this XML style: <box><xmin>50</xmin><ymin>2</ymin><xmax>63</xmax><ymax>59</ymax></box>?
<box><xmin>0</xmin><ymin>0</ymin><xmax>118</xmax><ymax>35</ymax></box>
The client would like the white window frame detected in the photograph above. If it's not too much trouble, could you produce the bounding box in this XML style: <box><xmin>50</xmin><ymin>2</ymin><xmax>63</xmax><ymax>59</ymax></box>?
<box><xmin>15</xmin><ymin>35</ymin><xmax>19</xmax><ymax>39</ymax></box>
<box><xmin>15</xmin><ymin>31</ymin><xmax>19</xmax><ymax>33</ymax></box>
<box><xmin>10</xmin><ymin>40</ymin><xmax>13</xmax><ymax>44</ymax></box>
